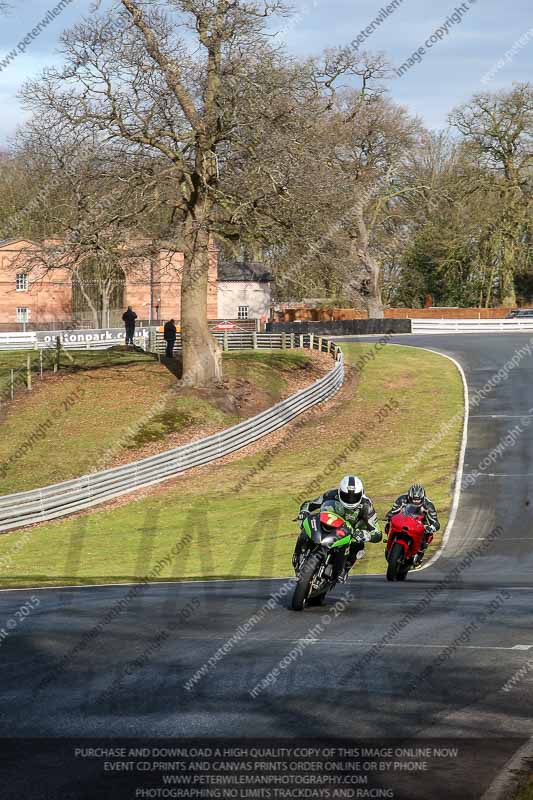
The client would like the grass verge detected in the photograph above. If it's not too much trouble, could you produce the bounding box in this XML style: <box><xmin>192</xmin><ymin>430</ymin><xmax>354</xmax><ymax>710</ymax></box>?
<box><xmin>0</xmin><ymin>343</ymin><xmax>464</xmax><ymax>589</ymax></box>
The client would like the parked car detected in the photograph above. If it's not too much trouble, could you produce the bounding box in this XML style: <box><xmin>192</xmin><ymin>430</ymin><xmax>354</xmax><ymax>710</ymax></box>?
<box><xmin>506</xmin><ymin>309</ymin><xmax>533</xmax><ymax>319</ymax></box>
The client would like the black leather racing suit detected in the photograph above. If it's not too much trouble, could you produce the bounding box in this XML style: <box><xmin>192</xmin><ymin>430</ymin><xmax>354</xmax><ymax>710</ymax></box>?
<box><xmin>386</xmin><ymin>494</ymin><xmax>440</xmax><ymax>552</ymax></box>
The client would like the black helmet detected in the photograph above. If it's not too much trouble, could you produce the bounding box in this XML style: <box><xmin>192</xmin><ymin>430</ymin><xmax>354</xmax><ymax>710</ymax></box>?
<box><xmin>408</xmin><ymin>483</ymin><xmax>425</xmax><ymax>507</ymax></box>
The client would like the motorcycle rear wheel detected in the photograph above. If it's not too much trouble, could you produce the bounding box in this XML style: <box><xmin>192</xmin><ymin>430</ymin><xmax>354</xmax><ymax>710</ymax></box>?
<box><xmin>386</xmin><ymin>543</ymin><xmax>405</xmax><ymax>582</ymax></box>
<box><xmin>292</xmin><ymin>554</ymin><xmax>323</xmax><ymax>611</ymax></box>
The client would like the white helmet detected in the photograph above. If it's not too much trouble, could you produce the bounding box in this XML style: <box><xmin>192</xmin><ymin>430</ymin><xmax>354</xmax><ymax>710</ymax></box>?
<box><xmin>338</xmin><ymin>475</ymin><xmax>364</xmax><ymax>510</ymax></box>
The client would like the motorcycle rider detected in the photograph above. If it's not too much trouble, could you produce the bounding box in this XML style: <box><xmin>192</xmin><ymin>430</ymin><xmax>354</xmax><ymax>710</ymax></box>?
<box><xmin>293</xmin><ymin>475</ymin><xmax>382</xmax><ymax>582</ymax></box>
<box><xmin>386</xmin><ymin>483</ymin><xmax>439</xmax><ymax>564</ymax></box>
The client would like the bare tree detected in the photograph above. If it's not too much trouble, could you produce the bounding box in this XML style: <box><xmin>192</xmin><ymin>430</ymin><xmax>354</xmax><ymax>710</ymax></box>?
<box><xmin>13</xmin><ymin>119</ymin><xmax>165</xmax><ymax>327</ymax></box>
<box><xmin>21</xmin><ymin>0</ymin><xmax>308</xmax><ymax>385</ymax></box>
<box><xmin>245</xmin><ymin>77</ymin><xmax>424</xmax><ymax>317</ymax></box>
<box><xmin>21</xmin><ymin>3</ymin><xmax>386</xmax><ymax>381</ymax></box>
<box><xmin>450</xmin><ymin>83</ymin><xmax>533</xmax><ymax>305</ymax></box>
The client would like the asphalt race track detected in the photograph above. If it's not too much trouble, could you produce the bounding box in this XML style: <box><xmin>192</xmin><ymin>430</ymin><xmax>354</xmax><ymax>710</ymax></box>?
<box><xmin>1</xmin><ymin>334</ymin><xmax>533</xmax><ymax>799</ymax></box>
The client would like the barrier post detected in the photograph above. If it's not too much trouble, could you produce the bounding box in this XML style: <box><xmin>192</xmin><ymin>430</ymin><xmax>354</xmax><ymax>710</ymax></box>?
<box><xmin>223</xmin><ymin>331</ymin><xmax>229</xmax><ymax>351</ymax></box>
<box><xmin>10</xmin><ymin>369</ymin><xmax>14</xmax><ymax>400</ymax></box>
<box><xmin>26</xmin><ymin>354</ymin><xmax>32</xmax><ymax>391</ymax></box>
<box><xmin>54</xmin><ymin>336</ymin><xmax>60</xmax><ymax>373</ymax></box>
<box><xmin>252</xmin><ymin>331</ymin><xmax>258</xmax><ymax>350</ymax></box>
<box><xmin>282</xmin><ymin>332</ymin><xmax>287</xmax><ymax>350</ymax></box>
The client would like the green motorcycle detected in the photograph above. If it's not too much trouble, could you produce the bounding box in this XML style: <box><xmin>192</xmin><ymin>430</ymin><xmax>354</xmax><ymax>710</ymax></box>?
<box><xmin>291</xmin><ymin>500</ymin><xmax>365</xmax><ymax>611</ymax></box>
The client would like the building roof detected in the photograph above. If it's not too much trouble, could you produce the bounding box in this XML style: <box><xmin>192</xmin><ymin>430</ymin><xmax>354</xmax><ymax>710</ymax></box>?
<box><xmin>0</xmin><ymin>238</ymin><xmax>37</xmax><ymax>249</ymax></box>
<box><xmin>217</xmin><ymin>261</ymin><xmax>272</xmax><ymax>283</ymax></box>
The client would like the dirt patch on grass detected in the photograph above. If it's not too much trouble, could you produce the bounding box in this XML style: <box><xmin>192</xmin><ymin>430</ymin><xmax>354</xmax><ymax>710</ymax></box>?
<box><xmin>383</xmin><ymin>371</ymin><xmax>415</xmax><ymax>391</ymax></box>
<box><xmin>103</xmin><ymin>350</ymin><xmax>334</xmax><ymax>469</ymax></box>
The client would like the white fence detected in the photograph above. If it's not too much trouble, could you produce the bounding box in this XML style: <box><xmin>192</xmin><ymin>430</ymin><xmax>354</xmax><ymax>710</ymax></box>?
<box><xmin>0</xmin><ymin>339</ymin><xmax>344</xmax><ymax>532</ymax></box>
<box><xmin>0</xmin><ymin>332</ymin><xmax>38</xmax><ymax>351</ymax></box>
<box><xmin>154</xmin><ymin>331</ymin><xmax>333</xmax><ymax>353</ymax></box>
<box><xmin>411</xmin><ymin>318</ymin><xmax>533</xmax><ymax>334</ymax></box>
<box><xmin>4</xmin><ymin>320</ymin><xmax>533</xmax><ymax>351</ymax></box>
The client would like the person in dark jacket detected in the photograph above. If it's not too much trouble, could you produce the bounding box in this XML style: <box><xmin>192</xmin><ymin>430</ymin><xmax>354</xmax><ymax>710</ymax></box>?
<box><xmin>122</xmin><ymin>306</ymin><xmax>137</xmax><ymax>345</ymax></box>
<box><xmin>386</xmin><ymin>483</ymin><xmax>440</xmax><ymax>565</ymax></box>
<box><xmin>163</xmin><ymin>319</ymin><xmax>177</xmax><ymax>358</ymax></box>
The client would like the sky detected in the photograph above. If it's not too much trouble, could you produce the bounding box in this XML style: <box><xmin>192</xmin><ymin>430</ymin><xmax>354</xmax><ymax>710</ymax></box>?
<box><xmin>0</xmin><ymin>0</ymin><xmax>531</xmax><ymax>144</ymax></box>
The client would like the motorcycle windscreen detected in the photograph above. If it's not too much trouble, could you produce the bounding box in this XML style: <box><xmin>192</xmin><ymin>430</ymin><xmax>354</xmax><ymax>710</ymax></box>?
<box><xmin>402</xmin><ymin>503</ymin><xmax>424</xmax><ymax>520</ymax></box>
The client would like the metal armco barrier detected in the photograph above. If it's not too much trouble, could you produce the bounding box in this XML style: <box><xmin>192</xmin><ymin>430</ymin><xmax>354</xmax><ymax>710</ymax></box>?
<box><xmin>411</xmin><ymin>318</ymin><xmax>533</xmax><ymax>334</ymax></box>
<box><xmin>0</xmin><ymin>339</ymin><xmax>344</xmax><ymax>532</ymax></box>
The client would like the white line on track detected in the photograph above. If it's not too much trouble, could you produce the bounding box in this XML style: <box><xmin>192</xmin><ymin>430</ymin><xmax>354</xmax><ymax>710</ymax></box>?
<box><xmin>168</xmin><ymin>634</ymin><xmax>533</xmax><ymax>652</ymax></box>
<box><xmin>470</xmin><ymin>414</ymin><xmax>533</xmax><ymax>419</ymax></box>
<box><xmin>486</xmin><ymin>473</ymin><xmax>533</xmax><ymax>477</ymax></box>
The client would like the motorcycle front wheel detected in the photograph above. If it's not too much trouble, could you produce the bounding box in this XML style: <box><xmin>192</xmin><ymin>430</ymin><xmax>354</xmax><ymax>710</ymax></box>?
<box><xmin>292</xmin><ymin>554</ymin><xmax>323</xmax><ymax>611</ymax></box>
<box><xmin>386</xmin><ymin>543</ymin><xmax>406</xmax><ymax>582</ymax></box>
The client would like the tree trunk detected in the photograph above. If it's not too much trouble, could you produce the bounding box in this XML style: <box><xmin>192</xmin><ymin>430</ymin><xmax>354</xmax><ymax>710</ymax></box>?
<box><xmin>367</xmin><ymin>295</ymin><xmax>384</xmax><ymax>319</ymax></box>
<box><xmin>365</xmin><ymin>260</ymin><xmax>384</xmax><ymax>319</ymax></box>
<box><xmin>354</xmin><ymin>204</ymin><xmax>384</xmax><ymax>319</ymax></box>
<box><xmin>101</xmin><ymin>291</ymin><xmax>110</xmax><ymax>329</ymax></box>
<box><xmin>76</xmin><ymin>274</ymin><xmax>99</xmax><ymax>327</ymax></box>
<box><xmin>500</xmin><ymin>239</ymin><xmax>517</xmax><ymax>307</ymax></box>
<box><xmin>180</xmin><ymin>223</ymin><xmax>222</xmax><ymax>387</ymax></box>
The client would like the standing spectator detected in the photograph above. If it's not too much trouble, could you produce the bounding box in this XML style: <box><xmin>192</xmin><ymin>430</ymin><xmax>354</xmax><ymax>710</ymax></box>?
<box><xmin>163</xmin><ymin>318</ymin><xmax>177</xmax><ymax>358</ymax></box>
<box><xmin>122</xmin><ymin>306</ymin><xmax>137</xmax><ymax>345</ymax></box>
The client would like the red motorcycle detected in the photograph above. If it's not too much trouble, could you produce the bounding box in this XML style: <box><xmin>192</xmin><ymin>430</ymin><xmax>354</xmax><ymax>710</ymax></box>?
<box><xmin>385</xmin><ymin>503</ymin><xmax>432</xmax><ymax>581</ymax></box>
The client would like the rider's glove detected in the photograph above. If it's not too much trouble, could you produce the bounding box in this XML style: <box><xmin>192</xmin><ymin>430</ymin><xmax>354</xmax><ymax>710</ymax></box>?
<box><xmin>355</xmin><ymin>530</ymin><xmax>371</xmax><ymax>544</ymax></box>
<box><xmin>426</xmin><ymin>524</ymin><xmax>436</xmax><ymax>534</ymax></box>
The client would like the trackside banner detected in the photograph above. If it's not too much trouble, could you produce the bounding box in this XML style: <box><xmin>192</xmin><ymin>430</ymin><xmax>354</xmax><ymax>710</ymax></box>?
<box><xmin>36</xmin><ymin>327</ymin><xmax>152</xmax><ymax>346</ymax></box>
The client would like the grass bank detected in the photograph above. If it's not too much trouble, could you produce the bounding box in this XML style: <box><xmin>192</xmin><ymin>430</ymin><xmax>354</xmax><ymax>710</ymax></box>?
<box><xmin>0</xmin><ymin>348</ymin><xmax>314</xmax><ymax>495</ymax></box>
<box><xmin>0</xmin><ymin>343</ymin><xmax>464</xmax><ymax>588</ymax></box>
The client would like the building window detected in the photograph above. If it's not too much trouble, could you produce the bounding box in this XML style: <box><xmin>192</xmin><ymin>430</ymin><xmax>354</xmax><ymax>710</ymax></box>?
<box><xmin>238</xmin><ymin>305</ymin><xmax>249</xmax><ymax>320</ymax></box>
<box><xmin>16</xmin><ymin>307</ymin><xmax>29</xmax><ymax>323</ymax></box>
<box><xmin>16</xmin><ymin>273</ymin><xmax>28</xmax><ymax>291</ymax></box>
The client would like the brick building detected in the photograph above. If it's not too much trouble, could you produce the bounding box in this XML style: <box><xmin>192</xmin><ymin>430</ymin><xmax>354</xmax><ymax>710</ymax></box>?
<box><xmin>0</xmin><ymin>238</ymin><xmax>222</xmax><ymax>327</ymax></box>
<box><xmin>0</xmin><ymin>239</ymin><xmax>72</xmax><ymax>324</ymax></box>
